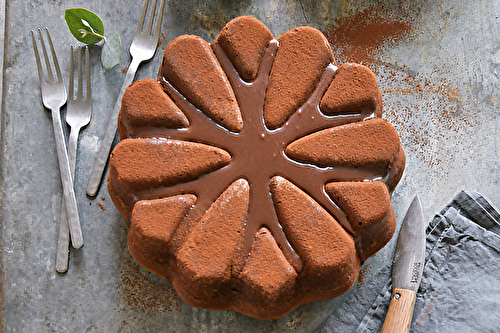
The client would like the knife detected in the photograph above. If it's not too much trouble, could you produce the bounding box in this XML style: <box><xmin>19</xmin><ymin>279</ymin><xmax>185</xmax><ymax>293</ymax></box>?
<box><xmin>381</xmin><ymin>195</ymin><xmax>426</xmax><ymax>333</ymax></box>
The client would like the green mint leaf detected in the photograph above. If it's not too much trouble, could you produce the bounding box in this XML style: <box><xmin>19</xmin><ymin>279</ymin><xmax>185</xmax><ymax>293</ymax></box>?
<box><xmin>101</xmin><ymin>32</ymin><xmax>121</xmax><ymax>70</ymax></box>
<box><xmin>65</xmin><ymin>8</ymin><xmax>105</xmax><ymax>44</ymax></box>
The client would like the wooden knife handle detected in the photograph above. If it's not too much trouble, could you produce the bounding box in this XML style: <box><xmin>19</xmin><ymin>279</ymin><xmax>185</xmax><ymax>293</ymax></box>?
<box><xmin>381</xmin><ymin>288</ymin><xmax>416</xmax><ymax>333</ymax></box>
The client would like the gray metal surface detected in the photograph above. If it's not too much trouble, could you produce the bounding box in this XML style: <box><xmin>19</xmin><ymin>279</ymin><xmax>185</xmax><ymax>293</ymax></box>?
<box><xmin>1</xmin><ymin>0</ymin><xmax>500</xmax><ymax>332</ymax></box>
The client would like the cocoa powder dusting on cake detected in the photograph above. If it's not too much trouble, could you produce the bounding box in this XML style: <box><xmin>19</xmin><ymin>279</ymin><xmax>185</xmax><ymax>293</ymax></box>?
<box><xmin>216</xmin><ymin>16</ymin><xmax>274</xmax><ymax>82</ymax></box>
<box><xmin>119</xmin><ymin>78</ymin><xmax>189</xmax><ymax>139</ymax></box>
<box><xmin>108</xmin><ymin>16</ymin><xmax>406</xmax><ymax>320</ymax></box>
<box><xmin>158</xmin><ymin>35</ymin><xmax>243</xmax><ymax>132</ymax></box>
<box><xmin>264</xmin><ymin>26</ymin><xmax>334</xmax><ymax>129</ymax></box>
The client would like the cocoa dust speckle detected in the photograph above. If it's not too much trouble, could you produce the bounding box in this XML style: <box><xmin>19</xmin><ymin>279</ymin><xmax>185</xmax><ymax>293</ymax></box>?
<box><xmin>118</xmin><ymin>258</ymin><xmax>181</xmax><ymax>315</ymax></box>
<box><xmin>324</xmin><ymin>4</ymin><xmax>416</xmax><ymax>65</ymax></box>
<box><xmin>120</xmin><ymin>65</ymin><xmax>129</xmax><ymax>74</ymax></box>
<box><xmin>356</xmin><ymin>266</ymin><xmax>367</xmax><ymax>287</ymax></box>
<box><xmin>379</xmin><ymin>63</ymin><xmax>477</xmax><ymax>171</ymax></box>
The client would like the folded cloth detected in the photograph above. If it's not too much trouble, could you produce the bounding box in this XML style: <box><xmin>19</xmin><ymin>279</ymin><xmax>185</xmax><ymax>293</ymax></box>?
<box><xmin>317</xmin><ymin>191</ymin><xmax>500</xmax><ymax>333</ymax></box>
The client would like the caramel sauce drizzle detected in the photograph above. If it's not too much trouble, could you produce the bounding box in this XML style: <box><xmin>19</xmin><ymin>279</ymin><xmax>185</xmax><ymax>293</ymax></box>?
<box><xmin>133</xmin><ymin>39</ymin><xmax>386</xmax><ymax>273</ymax></box>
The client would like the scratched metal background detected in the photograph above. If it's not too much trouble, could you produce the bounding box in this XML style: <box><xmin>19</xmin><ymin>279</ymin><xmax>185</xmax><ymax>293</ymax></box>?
<box><xmin>1</xmin><ymin>0</ymin><xmax>499</xmax><ymax>331</ymax></box>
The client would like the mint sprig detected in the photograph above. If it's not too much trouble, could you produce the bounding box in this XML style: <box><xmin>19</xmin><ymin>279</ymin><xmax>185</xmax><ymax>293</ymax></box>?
<box><xmin>65</xmin><ymin>8</ymin><xmax>121</xmax><ymax>70</ymax></box>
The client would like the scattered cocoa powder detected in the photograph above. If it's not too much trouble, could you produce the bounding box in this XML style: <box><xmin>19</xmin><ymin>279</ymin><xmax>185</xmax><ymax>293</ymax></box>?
<box><xmin>379</xmin><ymin>62</ymin><xmax>476</xmax><ymax>172</ymax></box>
<box><xmin>119</xmin><ymin>258</ymin><xmax>181</xmax><ymax>314</ymax></box>
<box><xmin>356</xmin><ymin>265</ymin><xmax>371</xmax><ymax>287</ymax></box>
<box><xmin>324</xmin><ymin>4</ymin><xmax>415</xmax><ymax>64</ymax></box>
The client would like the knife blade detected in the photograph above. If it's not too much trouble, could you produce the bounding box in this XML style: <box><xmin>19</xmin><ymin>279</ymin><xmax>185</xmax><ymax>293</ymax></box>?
<box><xmin>381</xmin><ymin>195</ymin><xmax>426</xmax><ymax>333</ymax></box>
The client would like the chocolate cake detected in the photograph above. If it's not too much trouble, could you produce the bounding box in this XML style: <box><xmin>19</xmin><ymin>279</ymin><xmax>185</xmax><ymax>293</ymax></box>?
<box><xmin>108</xmin><ymin>16</ymin><xmax>405</xmax><ymax>319</ymax></box>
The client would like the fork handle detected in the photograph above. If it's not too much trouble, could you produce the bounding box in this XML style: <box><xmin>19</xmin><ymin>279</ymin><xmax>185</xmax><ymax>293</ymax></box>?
<box><xmin>86</xmin><ymin>57</ymin><xmax>141</xmax><ymax>197</ymax></box>
<box><xmin>51</xmin><ymin>107</ymin><xmax>83</xmax><ymax>249</ymax></box>
<box><xmin>56</xmin><ymin>126</ymin><xmax>81</xmax><ymax>273</ymax></box>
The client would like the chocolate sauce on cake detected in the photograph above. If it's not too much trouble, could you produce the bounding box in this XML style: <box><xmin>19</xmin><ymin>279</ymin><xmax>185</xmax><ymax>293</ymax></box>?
<box><xmin>121</xmin><ymin>39</ymin><xmax>385</xmax><ymax>271</ymax></box>
<box><xmin>108</xmin><ymin>16</ymin><xmax>406</xmax><ymax>320</ymax></box>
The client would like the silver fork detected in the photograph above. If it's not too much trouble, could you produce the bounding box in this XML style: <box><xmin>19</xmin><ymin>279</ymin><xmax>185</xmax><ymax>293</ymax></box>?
<box><xmin>31</xmin><ymin>28</ymin><xmax>83</xmax><ymax>249</ymax></box>
<box><xmin>56</xmin><ymin>46</ymin><xmax>91</xmax><ymax>273</ymax></box>
<box><xmin>86</xmin><ymin>0</ymin><xmax>166</xmax><ymax>197</ymax></box>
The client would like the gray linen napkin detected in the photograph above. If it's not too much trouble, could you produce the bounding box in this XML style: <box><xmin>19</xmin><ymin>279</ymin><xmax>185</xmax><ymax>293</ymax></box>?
<box><xmin>317</xmin><ymin>190</ymin><xmax>500</xmax><ymax>332</ymax></box>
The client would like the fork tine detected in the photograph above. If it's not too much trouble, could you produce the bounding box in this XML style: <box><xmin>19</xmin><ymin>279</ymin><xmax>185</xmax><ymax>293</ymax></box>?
<box><xmin>38</xmin><ymin>28</ymin><xmax>54</xmax><ymax>83</ymax></box>
<box><xmin>153</xmin><ymin>0</ymin><xmax>166</xmax><ymax>39</ymax></box>
<box><xmin>85</xmin><ymin>46</ymin><xmax>91</xmax><ymax>101</ymax></box>
<box><xmin>77</xmin><ymin>47</ymin><xmax>83</xmax><ymax>100</ymax></box>
<box><xmin>69</xmin><ymin>46</ymin><xmax>74</xmax><ymax>100</ymax></box>
<box><xmin>31</xmin><ymin>30</ymin><xmax>45</xmax><ymax>86</ymax></box>
<box><xmin>137</xmin><ymin>0</ymin><xmax>149</xmax><ymax>34</ymax></box>
<box><xmin>46</xmin><ymin>28</ymin><xmax>63</xmax><ymax>83</ymax></box>
<box><xmin>145</xmin><ymin>0</ymin><xmax>158</xmax><ymax>34</ymax></box>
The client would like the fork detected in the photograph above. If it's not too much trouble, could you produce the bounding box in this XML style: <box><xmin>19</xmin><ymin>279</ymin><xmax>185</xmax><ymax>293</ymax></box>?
<box><xmin>56</xmin><ymin>46</ymin><xmax>91</xmax><ymax>273</ymax></box>
<box><xmin>86</xmin><ymin>0</ymin><xmax>166</xmax><ymax>197</ymax></box>
<box><xmin>31</xmin><ymin>28</ymin><xmax>84</xmax><ymax>249</ymax></box>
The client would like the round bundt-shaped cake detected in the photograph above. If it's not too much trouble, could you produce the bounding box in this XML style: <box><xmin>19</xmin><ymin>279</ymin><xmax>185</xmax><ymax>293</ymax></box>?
<box><xmin>108</xmin><ymin>16</ymin><xmax>405</xmax><ymax>319</ymax></box>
